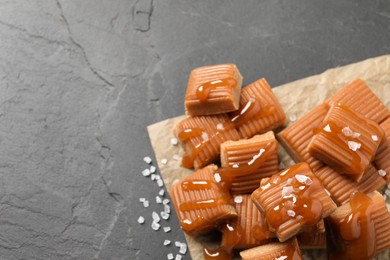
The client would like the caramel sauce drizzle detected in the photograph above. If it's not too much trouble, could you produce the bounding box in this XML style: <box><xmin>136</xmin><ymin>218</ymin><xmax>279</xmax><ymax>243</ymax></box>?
<box><xmin>314</xmin><ymin>103</ymin><xmax>376</xmax><ymax>175</ymax></box>
<box><xmin>333</xmin><ymin>192</ymin><xmax>375</xmax><ymax>260</ymax></box>
<box><xmin>230</xmin><ymin>97</ymin><xmax>275</xmax><ymax>128</ymax></box>
<box><xmin>264</xmin><ymin>163</ymin><xmax>323</xmax><ymax>231</ymax></box>
<box><xmin>196</xmin><ymin>78</ymin><xmax>237</xmax><ymax>102</ymax></box>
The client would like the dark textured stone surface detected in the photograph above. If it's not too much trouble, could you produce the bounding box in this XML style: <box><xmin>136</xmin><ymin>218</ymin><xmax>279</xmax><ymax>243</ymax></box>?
<box><xmin>0</xmin><ymin>0</ymin><xmax>389</xmax><ymax>259</ymax></box>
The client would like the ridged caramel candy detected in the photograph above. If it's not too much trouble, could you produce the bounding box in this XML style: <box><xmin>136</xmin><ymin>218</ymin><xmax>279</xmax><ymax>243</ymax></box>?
<box><xmin>240</xmin><ymin>238</ymin><xmax>303</xmax><ymax>260</ymax></box>
<box><xmin>170</xmin><ymin>164</ymin><xmax>237</xmax><ymax>236</ymax></box>
<box><xmin>173</xmin><ymin>114</ymin><xmax>240</xmax><ymax>169</ymax></box>
<box><xmin>220</xmin><ymin>195</ymin><xmax>274</xmax><ymax>250</ymax></box>
<box><xmin>230</xmin><ymin>78</ymin><xmax>286</xmax><ymax>139</ymax></box>
<box><xmin>251</xmin><ymin>162</ymin><xmax>337</xmax><ymax>242</ymax></box>
<box><xmin>297</xmin><ymin>221</ymin><xmax>327</xmax><ymax>250</ymax></box>
<box><xmin>185</xmin><ymin>64</ymin><xmax>243</xmax><ymax>116</ymax></box>
<box><xmin>277</xmin><ymin>104</ymin><xmax>328</xmax><ymax>172</ymax></box>
<box><xmin>327</xmin><ymin>191</ymin><xmax>390</xmax><ymax>259</ymax></box>
<box><xmin>326</xmin><ymin>78</ymin><xmax>390</xmax><ymax>123</ymax></box>
<box><xmin>374</xmin><ymin>117</ymin><xmax>390</xmax><ymax>182</ymax></box>
<box><xmin>308</xmin><ymin>104</ymin><xmax>384</xmax><ymax>182</ymax></box>
<box><xmin>220</xmin><ymin>132</ymin><xmax>279</xmax><ymax>194</ymax></box>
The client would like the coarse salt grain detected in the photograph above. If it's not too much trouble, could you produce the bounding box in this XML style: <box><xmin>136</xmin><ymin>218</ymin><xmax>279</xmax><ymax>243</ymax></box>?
<box><xmin>161</xmin><ymin>211</ymin><xmax>170</xmax><ymax>220</ymax></box>
<box><xmin>137</xmin><ymin>216</ymin><xmax>145</xmax><ymax>224</ymax></box>
<box><xmin>201</xmin><ymin>132</ymin><xmax>209</xmax><ymax>141</ymax></box>
<box><xmin>234</xmin><ymin>196</ymin><xmax>243</xmax><ymax>204</ymax></box>
<box><xmin>275</xmin><ymin>256</ymin><xmax>288</xmax><ymax>260</ymax></box>
<box><xmin>273</xmin><ymin>205</ymin><xmax>279</xmax><ymax>211</ymax></box>
<box><xmin>164</xmin><ymin>240</ymin><xmax>171</xmax><ymax>246</ymax></box>
<box><xmin>172</xmin><ymin>154</ymin><xmax>180</xmax><ymax>161</ymax></box>
<box><xmin>226</xmin><ymin>223</ymin><xmax>234</xmax><ymax>231</ymax></box>
<box><xmin>348</xmin><ymin>141</ymin><xmax>361</xmax><ymax>151</ymax></box>
<box><xmin>170</xmin><ymin>138</ymin><xmax>178</xmax><ymax>146</ymax></box>
<box><xmin>179</xmin><ymin>243</ymin><xmax>187</xmax><ymax>254</ymax></box>
<box><xmin>152</xmin><ymin>211</ymin><xmax>161</xmax><ymax>223</ymax></box>
<box><xmin>150</xmin><ymin>165</ymin><xmax>156</xmax><ymax>173</ymax></box>
<box><xmin>157</xmin><ymin>179</ymin><xmax>164</xmax><ymax>187</ymax></box>
<box><xmin>143</xmin><ymin>156</ymin><xmax>152</xmax><ymax>164</ymax></box>
<box><xmin>143</xmin><ymin>200</ymin><xmax>149</xmax><ymax>207</ymax></box>
<box><xmin>289</xmin><ymin>114</ymin><xmax>297</xmax><ymax>122</ymax></box>
<box><xmin>163</xmin><ymin>199</ymin><xmax>170</xmax><ymax>205</ymax></box>
<box><xmin>175</xmin><ymin>241</ymin><xmax>181</xmax><ymax>247</ymax></box>
<box><xmin>164</xmin><ymin>205</ymin><xmax>171</xmax><ymax>214</ymax></box>
<box><xmin>214</xmin><ymin>173</ymin><xmax>221</xmax><ymax>183</ymax></box>
<box><xmin>142</xmin><ymin>169</ymin><xmax>151</xmax><ymax>177</ymax></box>
<box><xmin>261</xmin><ymin>183</ymin><xmax>271</xmax><ymax>190</ymax></box>
<box><xmin>378</xmin><ymin>169</ymin><xmax>387</xmax><ymax>177</ymax></box>
<box><xmin>167</xmin><ymin>253</ymin><xmax>174</xmax><ymax>260</ymax></box>
<box><xmin>139</xmin><ymin>197</ymin><xmax>146</xmax><ymax>202</ymax></box>
<box><xmin>372</xmin><ymin>135</ymin><xmax>379</xmax><ymax>141</ymax></box>
<box><xmin>159</xmin><ymin>189</ymin><xmax>165</xmax><ymax>196</ymax></box>
<box><xmin>155</xmin><ymin>175</ymin><xmax>161</xmax><ymax>180</ymax></box>
<box><xmin>161</xmin><ymin>158</ymin><xmax>168</xmax><ymax>165</ymax></box>
<box><xmin>295</xmin><ymin>174</ymin><xmax>308</xmax><ymax>183</ymax></box>
<box><xmin>282</xmin><ymin>186</ymin><xmax>294</xmax><ymax>197</ymax></box>
<box><xmin>156</xmin><ymin>196</ymin><xmax>162</xmax><ymax>204</ymax></box>
<box><xmin>232</xmin><ymin>164</ymin><xmax>239</xmax><ymax>168</ymax></box>
<box><xmin>183</xmin><ymin>219</ymin><xmax>192</xmax><ymax>225</ymax></box>
<box><xmin>163</xmin><ymin>226</ymin><xmax>171</xmax><ymax>233</ymax></box>
<box><xmin>217</xmin><ymin>123</ymin><xmax>224</xmax><ymax>130</ymax></box>
<box><xmin>151</xmin><ymin>221</ymin><xmax>160</xmax><ymax>231</ymax></box>
<box><xmin>323</xmin><ymin>124</ymin><xmax>331</xmax><ymax>132</ymax></box>
<box><xmin>175</xmin><ymin>254</ymin><xmax>182</xmax><ymax>260</ymax></box>
<box><xmin>287</xmin><ymin>210</ymin><xmax>296</xmax><ymax>217</ymax></box>
<box><xmin>151</xmin><ymin>174</ymin><xmax>157</xmax><ymax>181</ymax></box>
<box><xmin>342</xmin><ymin>127</ymin><xmax>353</xmax><ymax>136</ymax></box>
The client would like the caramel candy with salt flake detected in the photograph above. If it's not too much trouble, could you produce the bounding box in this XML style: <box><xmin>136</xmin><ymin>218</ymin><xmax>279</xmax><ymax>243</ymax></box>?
<box><xmin>251</xmin><ymin>162</ymin><xmax>337</xmax><ymax>242</ymax></box>
<box><xmin>374</xmin><ymin>117</ymin><xmax>390</xmax><ymax>182</ymax></box>
<box><xmin>221</xmin><ymin>194</ymin><xmax>274</xmax><ymax>250</ymax></box>
<box><xmin>327</xmin><ymin>191</ymin><xmax>390</xmax><ymax>260</ymax></box>
<box><xmin>173</xmin><ymin>114</ymin><xmax>240</xmax><ymax>169</ymax></box>
<box><xmin>240</xmin><ymin>237</ymin><xmax>303</xmax><ymax>260</ymax></box>
<box><xmin>277</xmin><ymin>103</ymin><xmax>328</xmax><ymax>172</ymax></box>
<box><xmin>170</xmin><ymin>164</ymin><xmax>237</xmax><ymax>236</ymax></box>
<box><xmin>220</xmin><ymin>132</ymin><xmax>279</xmax><ymax>194</ymax></box>
<box><xmin>308</xmin><ymin>103</ymin><xmax>384</xmax><ymax>182</ymax></box>
<box><xmin>230</xmin><ymin>78</ymin><xmax>286</xmax><ymax>139</ymax></box>
<box><xmin>326</xmin><ymin>78</ymin><xmax>390</xmax><ymax>124</ymax></box>
<box><xmin>184</xmin><ymin>64</ymin><xmax>243</xmax><ymax>116</ymax></box>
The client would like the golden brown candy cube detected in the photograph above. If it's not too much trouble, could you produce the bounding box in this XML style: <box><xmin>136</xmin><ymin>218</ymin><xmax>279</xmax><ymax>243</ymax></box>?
<box><xmin>173</xmin><ymin>114</ymin><xmax>240</xmax><ymax>169</ymax></box>
<box><xmin>170</xmin><ymin>164</ymin><xmax>237</xmax><ymax>236</ymax></box>
<box><xmin>251</xmin><ymin>162</ymin><xmax>337</xmax><ymax>242</ymax></box>
<box><xmin>327</xmin><ymin>191</ymin><xmax>390</xmax><ymax>259</ymax></box>
<box><xmin>220</xmin><ymin>132</ymin><xmax>279</xmax><ymax>194</ymax></box>
<box><xmin>230</xmin><ymin>78</ymin><xmax>286</xmax><ymax>139</ymax></box>
<box><xmin>374</xmin><ymin>117</ymin><xmax>390</xmax><ymax>182</ymax></box>
<box><xmin>308</xmin><ymin>104</ymin><xmax>384</xmax><ymax>182</ymax></box>
<box><xmin>184</xmin><ymin>64</ymin><xmax>243</xmax><ymax>116</ymax></box>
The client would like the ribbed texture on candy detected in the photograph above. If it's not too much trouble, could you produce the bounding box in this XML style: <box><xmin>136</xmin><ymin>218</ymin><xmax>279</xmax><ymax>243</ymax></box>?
<box><xmin>173</xmin><ymin>114</ymin><xmax>240</xmax><ymax>169</ymax></box>
<box><xmin>326</xmin><ymin>78</ymin><xmax>390</xmax><ymax>123</ymax></box>
<box><xmin>278</xmin><ymin>104</ymin><xmax>328</xmax><ymax>172</ymax></box>
<box><xmin>297</xmin><ymin>230</ymin><xmax>327</xmax><ymax>249</ymax></box>
<box><xmin>374</xmin><ymin>117</ymin><xmax>390</xmax><ymax>181</ymax></box>
<box><xmin>170</xmin><ymin>165</ymin><xmax>237</xmax><ymax>236</ymax></box>
<box><xmin>234</xmin><ymin>78</ymin><xmax>286</xmax><ymax>139</ymax></box>
<box><xmin>240</xmin><ymin>238</ymin><xmax>303</xmax><ymax>260</ymax></box>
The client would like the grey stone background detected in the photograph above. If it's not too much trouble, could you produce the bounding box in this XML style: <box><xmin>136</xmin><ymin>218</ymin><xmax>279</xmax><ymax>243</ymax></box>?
<box><xmin>0</xmin><ymin>0</ymin><xmax>389</xmax><ymax>259</ymax></box>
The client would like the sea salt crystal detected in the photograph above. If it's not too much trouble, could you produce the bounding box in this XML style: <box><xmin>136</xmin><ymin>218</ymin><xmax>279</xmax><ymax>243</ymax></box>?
<box><xmin>175</xmin><ymin>241</ymin><xmax>181</xmax><ymax>247</ymax></box>
<box><xmin>161</xmin><ymin>158</ymin><xmax>168</xmax><ymax>165</ymax></box>
<box><xmin>170</xmin><ymin>138</ymin><xmax>178</xmax><ymax>146</ymax></box>
<box><xmin>282</xmin><ymin>186</ymin><xmax>294</xmax><ymax>197</ymax></box>
<box><xmin>183</xmin><ymin>219</ymin><xmax>192</xmax><ymax>225</ymax></box>
<box><xmin>161</xmin><ymin>211</ymin><xmax>170</xmax><ymax>220</ymax></box>
<box><xmin>226</xmin><ymin>223</ymin><xmax>234</xmax><ymax>231</ymax></box>
<box><xmin>142</xmin><ymin>169</ymin><xmax>151</xmax><ymax>177</ymax></box>
<box><xmin>342</xmin><ymin>127</ymin><xmax>353</xmax><ymax>136</ymax></box>
<box><xmin>323</xmin><ymin>124</ymin><xmax>331</xmax><ymax>132</ymax></box>
<box><xmin>232</xmin><ymin>164</ymin><xmax>239</xmax><ymax>168</ymax></box>
<box><xmin>159</xmin><ymin>189</ymin><xmax>165</xmax><ymax>196</ymax></box>
<box><xmin>289</xmin><ymin>114</ymin><xmax>297</xmax><ymax>122</ymax></box>
<box><xmin>151</xmin><ymin>221</ymin><xmax>160</xmax><ymax>231</ymax></box>
<box><xmin>173</xmin><ymin>154</ymin><xmax>180</xmax><ymax>161</ymax></box>
<box><xmin>151</xmin><ymin>174</ymin><xmax>157</xmax><ymax>181</ymax></box>
<box><xmin>175</xmin><ymin>254</ymin><xmax>182</xmax><ymax>260</ymax></box>
<box><xmin>163</xmin><ymin>199</ymin><xmax>170</xmax><ymax>205</ymax></box>
<box><xmin>164</xmin><ymin>205</ymin><xmax>171</xmax><ymax>214</ymax></box>
<box><xmin>216</xmin><ymin>123</ymin><xmax>224</xmax><ymax>130</ymax></box>
<box><xmin>299</xmin><ymin>186</ymin><xmax>306</xmax><ymax>190</ymax></box>
<box><xmin>378</xmin><ymin>169</ymin><xmax>387</xmax><ymax>177</ymax></box>
<box><xmin>201</xmin><ymin>132</ymin><xmax>209</xmax><ymax>141</ymax></box>
<box><xmin>152</xmin><ymin>211</ymin><xmax>161</xmax><ymax>223</ymax></box>
<box><xmin>372</xmin><ymin>135</ymin><xmax>379</xmax><ymax>141</ymax></box>
<box><xmin>179</xmin><ymin>243</ymin><xmax>187</xmax><ymax>254</ymax></box>
<box><xmin>295</xmin><ymin>174</ymin><xmax>309</xmax><ymax>183</ymax></box>
<box><xmin>234</xmin><ymin>196</ymin><xmax>243</xmax><ymax>204</ymax></box>
<box><xmin>137</xmin><ymin>216</ymin><xmax>145</xmax><ymax>224</ymax></box>
<box><xmin>163</xmin><ymin>226</ymin><xmax>171</xmax><ymax>233</ymax></box>
<box><xmin>167</xmin><ymin>253</ymin><xmax>174</xmax><ymax>260</ymax></box>
<box><xmin>348</xmin><ymin>141</ymin><xmax>361</xmax><ymax>151</ymax></box>
<box><xmin>155</xmin><ymin>175</ymin><xmax>161</xmax><ymax>180</ymax></box>
<box><xmin>157</xmin><ymin>179</ymin><xmax>164</xmax><ymax>187</ymax></box>
<box><xmin>156</xmin><ymin>196</ymin><xmax>162</xmax><ymax>204</ymax></box>
<box><xmin>214</xmin><ymin>173</ymin><xmax>221</xmax><ymax>183</ymax></box>
<box><xmin>139</xmin><ymin>197</ymin><xmax>146</xmax><ymax>202</ymax></box>
<box><xmin>143</xmin><ymin>200</ymin><xmax>149</xmax><ymax>207</ymax></box>
<box><xmin>275</xmin><ymin>256</ymin><xmax>288</xmax><ymax>260</ymax></box>
<box><xmin>273</xmin><ymin>205</ymin><xmax>280</xmax><ymax>211</ymax></box>
<box><xmin>261</xmin><ymin>183</ymin><xmax>271</xmax><ymax>190</ymax></box>
<box><xmin>287</xmin><ymin>210</ymin><xmax>296</xmax><ymax>217</ymax></box>
<box><xmin>164</xmin><ymin>240</ymin><xmax>171</xmax><ymax>246</ymax></box>
<box><xmin>150</xmin><ymin>165</ymin><xmax>156</xmax><ymax>173</ymax></box>
<box><xmin>143</xmin><ymin>156</ymin><xmax>152</xmax><ymax>164</ymax></box>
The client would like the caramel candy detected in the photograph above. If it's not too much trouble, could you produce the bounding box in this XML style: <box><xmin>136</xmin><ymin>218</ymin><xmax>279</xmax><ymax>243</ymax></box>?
<box><xmin>297</xmin><ymin>220</ymin><xmax>327</xmax><ymax>250</ymax></box>
<box><xmin>326</xmin><ymin>78</ymin><xmax>390</xmax><ymax>123</ymax></box>
<box><xmin>173</xmin><ymin>114</ymin><xmax>240</xmax><ymax>169</ymax></box>
<box><xmin>308</xmin><ymin>104</ymin><xmax>384</xmax><ymax>181</ymax></box>
<box><xmin>220</xmin><ymin>195</ymin><xmax>274</xmax><ymax>250</ymax></box>
<box><xmin>277</xmin><ymin>103</ymin><xmax>328</xmax><ymax>172</ymax></box>
<box><xmin>314</xmin><ymin>164</ymin><xmax>386</xmax><ymax>205</ymax></box>
<box><xmin>184</xmin><ymin>64</ymin><xmax>243</xmax><ymax>116</ymax></box>
<box><xmin>240</xmin><ymin>238</ymin><xmax>303</xmax><ymax>260</ymax></box>
<box><xmin>251</xmin><ymin>162</ymin><xmax>337</xmax><ymax>242</ymax></box>
<box><xmin>230</xmin><ymin>78</ymin><xmax>286</xmax><ymax>139</ymax></box>
<box><xmin>170</xmin><ymin>164</ymin><xmax>237</xmax><ymax>236</ymax></box>
<box><xmin>374</xmin><ymin>117</ymin><xmax>390</xmax><ymax>182</ymax></box>
<box><xmin>220</xmin><ymin>132</ymin><xmax>279</xmax><ymax>194</ymax></box>
<box><xmin>327</xmin><ymin>191</ymin><xmax>390</xmax><ymax>259</ymax></box>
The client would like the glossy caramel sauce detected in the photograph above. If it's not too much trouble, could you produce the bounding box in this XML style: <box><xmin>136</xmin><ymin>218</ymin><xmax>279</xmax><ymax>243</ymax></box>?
<box><xmin>204</xmin><ymin>247</ymin><xmax>232</xmax><ymax>260</ymax></box>
<box><xmin>196</xmin><ymin>78</ymin><xmax>237</xmax><ymax>102</ymax></box>
<box><xmin>331</xmin><ymin>192</ymin><xmax>375</xmax><ymax>260</ymax></box>
<box><xmin>280</xmin><ymin>240</ymin><xmax>303</xmax><ymax>260</ymax></box>
<box><xmin>230</xmin><ymin>97</ymin><xmax>275</xmax><ymax>127</ymax></box>
<box><xmin>263</xmin><ymin>163</ymin><xmax>324</xmax><ymax>231</ymax></box>
<box><xmin>216</xmin><ymin>141</ymin><xmax>277</xmax><ymax>190</ymax></box>
<box><xmin>313</xmin><ymin>104</ymin><xmax>378</xmax><ymax>176</ymax></box>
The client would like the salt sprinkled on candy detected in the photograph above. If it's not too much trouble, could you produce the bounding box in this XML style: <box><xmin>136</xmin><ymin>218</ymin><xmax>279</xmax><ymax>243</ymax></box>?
<box><xmin>214</xmin><ymin>173</ymin><xmax>221</xmax><ymax>183</ymax></box>
<box><xmin>170</xmin><ymin>137</ymin><xmax>178</xmax><ymax>146</ymax></box>
<box><xmin>295</xmin><ymin>174</ymin><xmax>308</xmax><ymax>183</ymax></box>
<box><xmin>275</xmin><ymin>256</ymin><xmax>288</xmax><ymax>260</ymax></box>
<box><xmin>287</xmin><ymin>210</ymin><xmax>296</xmax><ymax>217</ymax></box>
<box><xmin>226</xmin><ymin>224</ymin><xmax>234</xmax><ymax>231</ymax></box>
<box><xmin>378</xmin><ymin>169</ymin><xmax>386</xmax><ymax>177</ymax></box>
<box><xmin>201</xmin><ymin>132</ymin><xmax>209</xmax><ymax>141</ymax></box>
<box><xmin>323</xmin><ymin>124</ymin><xmax>331</xmax><ymax>133</ymax></box>
<box><xmin>143</xmin><ymin>156</ymin><xmax>152</xmax><ymax>164</ymax></box>
<box><xmin>234</xmin><ymin>196</ymin><xmax>243</xmax><ymax>204</ymax></box>
<box><xmin>232</xmin><ymin>164</ymin><xmax>239</xmax><ymax>168</ymax></box>
<box><xmin>273</xmin><ymin>205</ymin><xmax>279</xmax><ymax>211</ymax></box>
<box><xmin>342</xmin><ymin>127</ymin><xmax>353</xmax><ymax>136</ymax></box>
<box><xmin>216</xmin><ymin>123</ymin><xmax>224</xmax><ymax>130</ymax></box>
<box><xmin>183</xmin><ymin>219</ymin><xmax>192</xmax><ymax>225</ymax></box>
<box><xmin>282</xmin><ymin>186</ymin><xmax>294</xmax><ymax>197</ymax></box>
<box><xmin>347</xmin><ymin>141</ymin><xmax>361</xmax><ymax>151</ymax></box>
<box><xmin>163</xmin><ymin>226</ymin><xmax>171</xmax><ymax>233</ymax></box>
<box><xmin>164</xmin><ymin>240</ymin><xmax>171</xmax><ymax>246</ymax></box>
<box><xmin>137</xmin><ymin>216</ymin><xmax>145</xmax><ymax>224</ymax></box>
<box><xmin>261</xmin><ymin>183</ymin><xmax>271</xmax><ymax>190</ymax></box>
<box><xmin>372</xmin><ymin>135</ymin><xmax>379</xmax><ymax>141</ymax></box>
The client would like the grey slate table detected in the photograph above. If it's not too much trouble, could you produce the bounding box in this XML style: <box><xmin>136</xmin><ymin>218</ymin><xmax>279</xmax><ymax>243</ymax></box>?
<box><xmin>0</xmin><ymin>0</ymin><xmax>389</xmax><ymax>259</ymax></box>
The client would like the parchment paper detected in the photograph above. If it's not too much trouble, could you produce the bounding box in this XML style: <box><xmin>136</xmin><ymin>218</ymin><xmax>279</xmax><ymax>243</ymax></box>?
<box><xmin>147</xmin><ymin>55</ymin><xmax>390</xmax><ymax>259</ymax></box>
